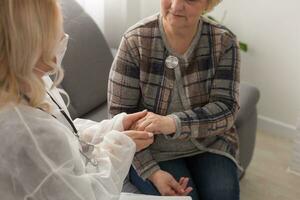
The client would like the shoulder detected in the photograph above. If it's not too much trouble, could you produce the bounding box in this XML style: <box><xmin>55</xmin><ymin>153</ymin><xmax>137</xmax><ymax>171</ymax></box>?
<box><xmin>201</xmin><ymin>16</ymin><xmax>238</xmax><ymax>45</ymax></box>
<box><xmin>0</xmin><ymin>105</ymin><xmax>28</xmax><ymax>140</ymax></box>
<box><xmin>116</xmin><ymin>14</ymin><xmax>160</xmax><ymax>62</ymax></box>
<box><xmin>0</xmin><ymin>105</ymin><xmax>74</xmax><ymax>149</ymax></box>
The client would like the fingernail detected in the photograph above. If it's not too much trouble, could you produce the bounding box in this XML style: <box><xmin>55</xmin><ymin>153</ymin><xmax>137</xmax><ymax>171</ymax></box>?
<box><xmin>148</xmin><ymin>132</ymin><xmax>153</xmax><ymax>137</ymax></box>
<box><xmin>143</xmin><ymin>109</ymin><xmax>147</xmax><ymax>112</ymax></box>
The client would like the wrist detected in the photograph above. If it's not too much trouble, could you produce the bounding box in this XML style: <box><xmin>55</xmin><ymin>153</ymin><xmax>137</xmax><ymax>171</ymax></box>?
<box><xmin>148</xmin><ymin>169</ymin><xmax>161</xmax><ymax>182</ymax></box>
<box><xmin>166</xmin><ymin>116</ymin><xmax>176</xmax><ymax>134</ymax></box>
<box><xmin>165</xmin><ymin>114</ymin><xmax>182</xmax><ymax>139</ymax></box>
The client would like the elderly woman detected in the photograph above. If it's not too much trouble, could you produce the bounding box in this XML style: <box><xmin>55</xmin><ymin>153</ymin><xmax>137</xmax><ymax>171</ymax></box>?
<box><xmin>0</xmin><ymin>0</ymin><xmax>154</xmax><ymax>199</ymax></box>
<box><xmin>108</xmin><ymin>0</ymin><xmax>241</xmax><ymax>199</ymax></box>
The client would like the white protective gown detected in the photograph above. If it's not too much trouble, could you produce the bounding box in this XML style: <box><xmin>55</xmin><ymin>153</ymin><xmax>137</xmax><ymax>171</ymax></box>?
<box><xmin>0</xmin><ymin>76</ymin><xmax>136</xmax><ymax>200</ymax></box>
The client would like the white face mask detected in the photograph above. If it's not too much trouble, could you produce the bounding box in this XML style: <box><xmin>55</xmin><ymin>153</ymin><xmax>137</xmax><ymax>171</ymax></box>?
<box><xmin>56</xmin><ymin>33</ymin><xmax>69</xmax><ymax>67</ymax></box>
<box><xmin>34</xmin><ymin>33</ymin><xmax>69</xmax><ymax>76</ymax></box>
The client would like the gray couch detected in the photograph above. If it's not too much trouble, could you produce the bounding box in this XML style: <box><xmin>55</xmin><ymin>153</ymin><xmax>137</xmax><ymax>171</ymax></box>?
<box><xmin>60</xmin><ymin>0</ymin><xmax>260</xmax><ymax>187</ymax></box>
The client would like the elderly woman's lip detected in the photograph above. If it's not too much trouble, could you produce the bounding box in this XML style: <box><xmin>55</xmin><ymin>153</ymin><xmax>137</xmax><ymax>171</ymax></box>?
<box><xmin>170</xmin><ymin>13</ymin><xmax>185</xmax><ymax>17</ymax></box>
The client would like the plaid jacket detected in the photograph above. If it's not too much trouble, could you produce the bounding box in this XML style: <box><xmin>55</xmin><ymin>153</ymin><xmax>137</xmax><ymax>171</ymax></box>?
<box><xmin>108</xmin><ymin>14</ymin><xmax>241</xmax><ymax>179</ymax></box>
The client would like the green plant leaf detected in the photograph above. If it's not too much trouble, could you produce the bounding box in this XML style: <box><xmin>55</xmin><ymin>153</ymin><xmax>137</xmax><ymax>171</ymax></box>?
<box><xmin>207</xmin><ymin>15</ymin><xmax>218</xmax><ymax>22</ymax></box>
<box><xmin>239</xmin><ymin>42</ymin><xmax>248</xmax><ymax>52</ymax></box>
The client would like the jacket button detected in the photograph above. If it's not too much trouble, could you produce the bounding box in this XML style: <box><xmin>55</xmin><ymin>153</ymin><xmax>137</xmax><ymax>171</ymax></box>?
<box><xmin>165</xmin><ymin>55</ymin><xmax>179</xmax><ymax>69</ymax></box>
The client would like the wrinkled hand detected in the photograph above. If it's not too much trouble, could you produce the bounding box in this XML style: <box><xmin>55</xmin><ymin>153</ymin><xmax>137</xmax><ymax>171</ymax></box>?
<box><xmin>132</xmin><ymin>112</ymin><xmax>176</xmax><ymax>135</ymax></box>
<box><xmin>123</xmin><ymin>110</ymin><xmax>147</xmax><ymax>130</ymax></box>
<box><xmin>148</xmin><ymin>170</ymin><xmax>193</xmax><ymax>196</ymax></box>
<box><xmin>123</xmin><ymin>130</ymin><xmax>154</xmax><ymax>152</ymax></box>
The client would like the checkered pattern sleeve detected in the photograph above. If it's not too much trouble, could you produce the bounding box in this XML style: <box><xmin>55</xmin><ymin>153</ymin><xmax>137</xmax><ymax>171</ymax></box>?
<box><xmin>172</xmin><ymin>31</ymin><xmax>240</xmax><ymax>139</ymax></box>
<box><xmin>108</xmin><ymin>36</ymin><xmax>160</xmax><ymax>180</ymax></box>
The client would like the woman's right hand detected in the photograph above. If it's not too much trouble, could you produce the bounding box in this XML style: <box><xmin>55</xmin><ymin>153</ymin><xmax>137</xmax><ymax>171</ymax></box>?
<box><xmin>148</xmin><ymin>170</ymin><xmax>193</xmax><ymax>196</ymax></box>
<box><xmin>123</xmin><ymin>130</ymin><xmax>154</xmax><ymax>152</ymax></box>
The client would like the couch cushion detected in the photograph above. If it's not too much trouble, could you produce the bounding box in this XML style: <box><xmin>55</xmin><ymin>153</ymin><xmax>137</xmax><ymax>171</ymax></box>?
<box><xmin>60</xmin><ymin>0</ymin><xmax>113</xmax><ymax>119</ymax></box>
<box><xmin>81</xmin><ymin>103</ymin><xmax>108</xmax><ymax>122</ymax></box>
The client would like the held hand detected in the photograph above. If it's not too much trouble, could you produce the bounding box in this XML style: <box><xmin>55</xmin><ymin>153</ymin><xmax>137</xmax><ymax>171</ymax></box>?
<box><xmin>123</xmin><ymin>130</ymin><xmax>154</xmax><ymax>152</ymax></box>
<box><xmin>148</xmin><ymin>170</ymin><xmax>193</xmax><ymax>196</ymax></box>
<box><xmin>178</xmin><ymin>177</ymin><xmax>193</xmax><ymax>196</ymax></box>
<box><xmin>133</xmin><ymin>112</ymin><xmax>176</xmax><ymax>135</ymax></box>
<box><xmin>123</xmin><ymin>110</ymin><xmax>147</xmax><ymax>130</ymax></box>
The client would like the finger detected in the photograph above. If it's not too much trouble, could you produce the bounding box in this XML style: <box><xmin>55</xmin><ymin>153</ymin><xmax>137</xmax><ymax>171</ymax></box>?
<box><xmin>170</xmin><ymin>179</ymin><xmax>184</xmax><ymax>194</ymax></box>
<box><xmin>134</xmin><ymin>112</ymin><xmax>154</xmax><ymax>127</ymax></box>
<box><xmin>144</xmin><ymin>123</ymin><xmax>158</xmax><ymax>134</ymax></box>
<box><xmin>184</xmin><ymin>187</ymin><xmax>193</xmax><ymax>195</ymax></box>
<box><xmin>125</xmin><ymin>130</ymin><xmax>153</xmax><ymax>139</ymax></box>
<box><xmin>130</xmin><ymin>121</ymin><xmax>138</xmax><ymax>130</ymax></box>
<box><xmin>178</xmin><ymin>177</ymin><xmax>192</xmax><ymax>196</ymax></box>
<box><xmin>134</xmin><ymin>117</ymin><xmax>147</xmax><ymax>128</ymax></box>
<box><xmin>136</xmin><ymin>115</ymin><xmax>147</xmax><ymax>123</ymax></box>
<box><xmin>126</xmin><ymin>110</ymin><xmax>147</xmax><ymax>123</ymax></box>
<box><xmin>137</xmin><ymin>119</ymin><xmax>152</xmax><ymax>131</ymax></box>
<box><xmin>179</xmin><ymin>177</ymin><xmax>185</xmax><ymax>185</ymax></box>
<box><xmin>180</xmin><ymin>177</ymin><xmax>189</xmax><ymax>190</ymax></box>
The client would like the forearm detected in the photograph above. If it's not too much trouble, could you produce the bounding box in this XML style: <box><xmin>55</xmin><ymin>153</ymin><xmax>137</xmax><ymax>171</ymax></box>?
<box><xmin>17</xmin><ymin>126</ymin><xmax>134</xmax><ymax>200</ymax></box>
<box><xmin>74</xmin><ymin>113</ymin><xmax>126</xmax><ymax>144</ymax></box>
<box><xmin>169</xmin><ymin>99</ymin><xmax>239</xmax><ymax>139</ymax></box>
<box><xmin>92</xmin><ymin>130</ymin><xmax>136</xmax><ymax>184</ymax></box>
<box><xmin>108</xmin><ymin>36</ymin><xmax>141</xmax><ymax>117</ymax></box>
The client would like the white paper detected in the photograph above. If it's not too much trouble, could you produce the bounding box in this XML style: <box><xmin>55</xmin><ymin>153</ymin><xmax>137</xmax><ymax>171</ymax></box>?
<box><xmin>119</xmin><ymin>193</ymin><xmax>192</xmax><ymax>200</ymax></box>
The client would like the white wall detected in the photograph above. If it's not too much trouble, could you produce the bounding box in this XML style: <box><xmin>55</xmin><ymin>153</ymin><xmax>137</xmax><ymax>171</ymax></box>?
<box><xmin>140</xmin><ymin>0</ymin><xmax>160</xmax><ymax>17</ymax></box>
<box><xmin>75</xmin><ymin>0</ymin><xmax>141</xmax><ymax>48</ymax></box>
<box><xmin>74</xmin><ymin>0</ymin><xmax>104</xmax><ymax>31</ymax></box>
<box><xmin>74</xmin><ymin>0</ymin><xmax>157</xmax><ymax>48</ymax></box>
<box><xmin>210</xmin><ymin>0</ymin><xmax>300</xmax><ymax>136</ymax></box>
<box><xmin>75</xmin><ymin>0</ymin><xmax>300</xmax><ymax>136</ymax></box>
<box><xmin>103</xmin><ymin>0</ymin><xmax>128</xmax><ymax>48</ymax></box>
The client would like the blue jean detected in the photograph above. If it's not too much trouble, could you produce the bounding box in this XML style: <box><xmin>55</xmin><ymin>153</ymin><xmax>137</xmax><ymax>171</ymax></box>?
<box><xmin>129</xmin><ymin>152</ymin><xmax>240</xmax><ymax>200</ymax></box>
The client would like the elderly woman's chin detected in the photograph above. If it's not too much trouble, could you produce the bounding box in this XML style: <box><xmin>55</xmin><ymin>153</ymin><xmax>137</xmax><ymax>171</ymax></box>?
<box><xmin>166</xmin><ymin>16</ymin><xmax>187</xmax><ymax>28</ymax></box>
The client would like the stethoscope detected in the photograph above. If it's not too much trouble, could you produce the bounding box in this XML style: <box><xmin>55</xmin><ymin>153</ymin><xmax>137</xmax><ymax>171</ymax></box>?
<box><xmin>46</xmin><ymin>92</ymin><xmax>99</xmax><ymax>167</ymax></box>
<box><xmin>43</xmin><ymin>56</ymin><xmax>179</xmax><ymax>167</ymax></box>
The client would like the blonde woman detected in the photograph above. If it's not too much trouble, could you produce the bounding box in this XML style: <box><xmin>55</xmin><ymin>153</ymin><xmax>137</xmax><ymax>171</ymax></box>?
<box><xmin>108</xmin><ymin>0</ymin><xmax>241</xmax><ymax>199</ymax></box>
<box><xmin>0</xmin><ymin>0</ymin><xmax>154</xmax><ymax>199</ymax></box>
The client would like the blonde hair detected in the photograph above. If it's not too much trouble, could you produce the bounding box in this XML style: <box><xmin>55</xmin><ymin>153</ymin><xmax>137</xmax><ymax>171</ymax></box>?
<box><xmin>0</xmin><ymin>0</ymin><xmax>64</xmax><ymax>110</ymax></box>
<box><xmin>206</xmin><ymin>0</ymin><xmax>222</xmax><ymax>12</ymax></box>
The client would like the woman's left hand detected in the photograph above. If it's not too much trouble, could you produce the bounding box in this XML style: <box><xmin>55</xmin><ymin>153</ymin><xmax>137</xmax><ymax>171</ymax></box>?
<box><xmin>132</xmin><ymin>112</ymin><xmax>176</xmax><ymax>135</ymax></box>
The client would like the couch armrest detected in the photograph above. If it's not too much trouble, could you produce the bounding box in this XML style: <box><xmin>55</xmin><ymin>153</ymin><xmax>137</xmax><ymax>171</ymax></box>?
<box><xmin>235</xmin><ymin>82</ymin><xmax>260</xmax><ymax>128</ymax></box>
<box><xmin>235</xmin><ymin>82</ymin><xmax>260</xmax><ymax>174</ymax></box>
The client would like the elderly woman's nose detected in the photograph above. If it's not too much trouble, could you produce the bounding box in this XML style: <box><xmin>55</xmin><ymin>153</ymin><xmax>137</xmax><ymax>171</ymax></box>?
<box><xmin>171</xmin><ymin>0</ymin><xmax>184</xmax><ymax>11</ymax></box>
